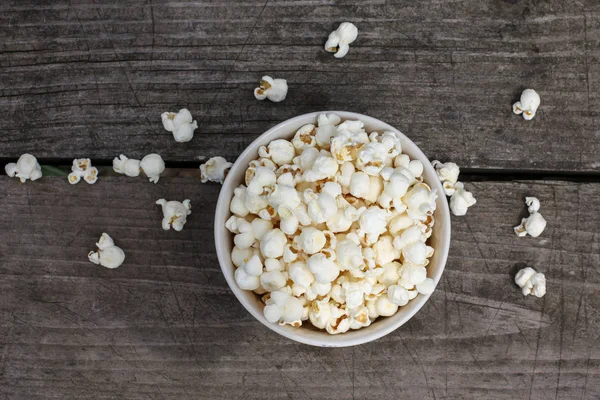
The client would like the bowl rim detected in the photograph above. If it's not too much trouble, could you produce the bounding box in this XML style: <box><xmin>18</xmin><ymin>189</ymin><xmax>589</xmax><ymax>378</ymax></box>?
<box><xmin>215</xmin><ymin>111</ymin><xmax>451</xmax><ymax>347</ymax></box>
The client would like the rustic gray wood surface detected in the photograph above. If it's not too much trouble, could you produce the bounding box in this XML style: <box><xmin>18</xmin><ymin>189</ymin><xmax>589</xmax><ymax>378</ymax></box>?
<box><xmin>1</xmin><ymin>0</ymin><xmax>600</xmax><ymax>399</ymax></box>
<box><xmin>1</xmin><ymin>0</ymin><xmax>600</xmax><ymax>171</ymax></box>
<box><xmin>0</xmin><ymin>177</ymin><xmax>599</xmax><ymax>399</ymax></box>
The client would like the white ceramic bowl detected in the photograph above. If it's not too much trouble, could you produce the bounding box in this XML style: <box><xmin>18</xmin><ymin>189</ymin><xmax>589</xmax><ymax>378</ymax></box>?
<box><xmin>215</xmin><ymin>111</ymin><xmax>451</xmax><ymax>347</ymax></box>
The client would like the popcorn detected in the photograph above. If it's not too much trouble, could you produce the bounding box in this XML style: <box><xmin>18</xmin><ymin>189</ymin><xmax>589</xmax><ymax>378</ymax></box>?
<box><xmin>388</xmin><ymin>285</ymin><xmax>410</xmax><ymax>306</ymax></box>
<box><xmin>403</xmin><ymin>183</ymin><xmax>437</xmax><ymax>221</ymax></box>
<box><xmin>416</xmin><ymin>278</ymin><xmax>435</xmax><ymax>295</ymax></box>
<box><xmin>161</xmin><ymin>108</ymin><xmax>198</xmax><ymax>143</ymax></box>
<box><xmin>373</xmin><ymin>235</ymin><xmax>400</xmax><ymax>266</ymax></box>
<box><xmin>432</xmin><ymin>160</ymin><xmax>460</xmax><ymax>195</ymax></box>
<box><xmin>227</xmin><ymin>116</ymin><xmax>438</xmax><ymax>334</ymax></box>
<box><xmin>324</xmin><ymin>22</ymin><xmax>358</xmax><ymax>58</ymax></box>
<box><xmin>113</xmin><ymin>153</ymin><xmax>165</xmax><ymax>183</ymax></box>
<box><xmin>260</xmin><ymin>229</ymin><xmax>287</xmax><ymax>258</ymax></box>
<box><xmin>375</xmin><ymin>296</ymin><xmax>398</xmax><ymax>317</ymax></box>
<box><xmin>358</xmin><ymin>207</ymin><xmax>390</xmax><ymax>244</ymax></box>
<box><xmin>515</xmin><ymin>267</ymin><xmax>546</xmax><ymax>297</ymax></box>
<box><xmin>304</xmin><ymin>156</ymin><xmax>339</xmax><ymax>182</ymax></box>
<box><xmin>68</xmin><ymin>158</ymin><xmax>98</xmax><ymax>185</ymax></box>
<box><xmin>336</xmin><ymin>237</ymin><xmax>363</xmax><ymax>270</ymax></box>
<box><xmin>295</xmin><ymin>226</ymin><xmax>326</xmax><ymax>254</ymax></box>
<box><xmin>200</xmin><ymin>156</ymin><xmax>233</xmax><ymax>184</ymax></box>
<box><xmin>5</xmin><ymin>154</ymin><xmax>42</xmax><ymax>183</ymax></box>
<box><xmin>307</xmin><ymin>252</ymin><xmax>340</xmax><ymax>284</ymax></box>
<box><xmin>350</xmin><ymin>172</ymin><xmax>371</xmax><ymax>199</ymax></box>
<box><xmin>88</xmin><ymin>233</ymin><xmax>125</xmax><ymax>269</ymax></box>
<box><xmin>289</xmin><ymin>261</ymin><xmax>315</xmax><ymax>288</ymax></box>
<box><xmin>259</xmin><ymin>139</ymin><xmax>295</xmax><ymax>165</ymax></box>
<box><xmin>156</xmin><ymin>199</ymin><xmax>191</xmax><ymax>231</ymax></box>
<box><xmin>513</xmin><ymin>89</ymin><xmax>540</xmax><ymax>120</ymax></box>
<box><xmin>140</xmin><ymin>154</ymin><xmax>165</xmax><ymax>183</ymax></box>
<box><xmin>399</xmin><ymin>263</ymin><xmax>427</xmax><ymax>288</ymax></box>
<box><xmin>254</xmin><ymin>76</ymin><xmax>288</xmax><ymax>103</ymax></box>
<box><xmin>449</xmin><ymin>182</ymin><xmax>476</xmax><ymax>216</ymax></box>
<box><xmin>514</xmin><ymin>196</ymin><xmax>547</xmax><ymax>237</ymax></box>
<box><xmin>263</xmin><ymin>291</ymin><xmax>304</xmax><ymax>325</ymax></box>
<box><xmin>316</xmin><ymin>113</ymin><xmax>342</xmax><ymax>148</ymax></box>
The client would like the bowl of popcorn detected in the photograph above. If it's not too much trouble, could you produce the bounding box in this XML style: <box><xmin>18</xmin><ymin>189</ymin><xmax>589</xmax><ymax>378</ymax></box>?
<box><xmin>215</xmin><ymin>111</ymin><xmax>450</xmax><ymax>347</ymax></box>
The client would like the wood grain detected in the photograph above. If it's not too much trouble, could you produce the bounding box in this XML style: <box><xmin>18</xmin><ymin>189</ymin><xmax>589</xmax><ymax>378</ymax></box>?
<box><xmin>1</xmin><ymin>0</ymin><xmax>599</xmax><ymax>171</ymax></box>
<box><xmin>0</xmin><ymin>176</ymin><xmax>598</xmax><ymax>399</ymax></box>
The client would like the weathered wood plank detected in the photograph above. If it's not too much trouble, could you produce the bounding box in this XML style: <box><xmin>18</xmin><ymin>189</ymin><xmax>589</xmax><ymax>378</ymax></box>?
<box><xmin>0</xmin><ymin>176</ymin><xmax>598</xmax><ymax>399</ymax></box>
<box><xmin>1</xmin><ymin>1</ymin><xmax>599</xmax><ymax>171</ymax></box>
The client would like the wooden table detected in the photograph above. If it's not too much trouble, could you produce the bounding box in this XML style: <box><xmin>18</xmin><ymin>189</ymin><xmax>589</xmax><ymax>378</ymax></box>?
<box><xmin>1</xmin><ymin>1</ymin><xmax>599</xmax><ymax>399</ymax></box>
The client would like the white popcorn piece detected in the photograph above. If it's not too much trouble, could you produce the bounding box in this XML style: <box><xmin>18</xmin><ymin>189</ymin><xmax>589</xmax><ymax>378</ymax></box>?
<box><xmin>342</xmin><ymin>281</ymin><xmax>370</xmax><ymax>310</ymax></box>
<box><xmin>156</xmin><ymin>199</ymin><xmax>192</xmax><ymax>231</ymax></box>
<box><xmin>336</xmin><ymin>238</ymin><xmax>363</xmax><ymax>270</ymax></box>
<box><xmin>235</xmin><ymin>267</ymin><xmax>260</xmax><ymax>291</ymax></box>
<box><xmin>388</xmin><ymin>285</ymin><xmax>410</xmax><ymax>306</ymax></box>
<box><xmin>161</xmin><ymin>108</ymin><xmax>198</xmax><ymax>143</ymax></box>
<box><xmin>373</xmin><ymin>235</ymin><xmax>400</xmax><ymax>266</ymax></box>
<box><xmin>513</xmin><ymin>89</ymin><xmax>541</xmax><ymax>120</ymax></box>
<box><xmin>316</xmin><ymin>113</ymin><xmax>342</xmax><ymax>148</ymax></box>
<box><xmin>200</xmin><ymin>156</ymin><xmax>232</xmax><ymax>184</ymax></box>
<box><xmin>231</xmin><ymin>246</ymin><xmax>256</xmax><ymax>268</ymax></box>
<box><xmin>289</xmin><ymin>261</ymin><xmax>315</xmax><ymax>289</ymax></box>
<box><xmin>526</xmin><ymin>196</ymin><xmax>541</xmax><ymax>213</ymax></box>
<box><xmin>304</xmin><ymin>189</ymin><xmax>338</xmax><ymax>224</ymax></box>
<box><xmin>449</xmin><ymin>182</ymin><xmax>476</xmax><ymax>216</ymax></box>
<box><xmin>247</xmin><ymin>166</ymin><xmax>277</xmax><ymax>196</ymax></box>
<box><xmin>254</xmin><ymin>76</ymin><xmax>288</xmax><ymax>103</ymax></box>
<box><xmin>349</xmin><ymin>171</ymin><xmax>371</xmax><ymax>199</ymax></box>
<box><xmin>68</xmin><ymin>158</ymin><xmax>98</xmax><ymax>185</ymax></box>
<box><xmin>230</xmin><ymin>186</ymin><xmax>250</xmax><ymax>217</ymax></box>
<box><xmin>416</xmin><ymin>278</ymin><xmax>435</xmax><ymax>295</ymax></box>
<box><xmin>113</xmin><ymin>154</ymin><xmax>141</xmax><ymax>177</ymax></box>
<box><xmin>514</xmin><ymin>196</ymin><xmax>547</xmax><ymax>237</ymax></box>
<box><xmin>348</xmin><ymin>306</ymin><xmax>371</xmax><ymax>330</ymax></box>
<box><xmin>258</xmin><ymin>139</ymin><xmax>295</xmax><ymax>166</ymax></box>
<box><xmin>515</xmin><ymin>267</ymin><xmax>546</xmax><ymax>298</ymax></box>
<box><xmin>358</xmin><ymin>207</ymin><xmax>389</xmax><ymax>245</ymax></box>
<box><xmin>5</xmin><ymin>154</ymin><xmax>42</xmax><ymax>183</ymax></box>
<box><xmin>260</xmin><ymin>229</ymin><xmax>287</xmax><ymax>258</ymax></box>
<box><xmin>398</xmin><ymin>263</ymin><xmax>427</xmax><ymax>288</ymax></box>
<box><xmin>307</xmin><ymin>252</ymin><xmax>340</xmax><ymax>284</ymax></box>
<box><xmin>308</xmin><ymin>298</ymin><xmax>333</xmax><ymax>329</ymax></box>
<box><xmin>295</xmin><ymin>226</ymin><xmax>326</xmax><ymax>254</ymax></box>
<box><xmin>324</xmin><ymin>22</ymin><xmax>358</xmax><ymax>58</ymax></box>
<box><xmin>140</xmin><ymin>154</ymin><xmax>165</xmax><ymax>183</ymax></box>
<box><xmin>375</xmin><ymin>296</ymin><xmax>399</xmax><ymax>317</ymax></box>
<box><xmin>432</xmin><ymin>160</ymin><xmax>460</xmax><ymax>196</ymax></box>
<box><xmin>292</xmin><ymin>124</ymin><xmax>317</xmax><ymax>150</ymax></box>
<box><xmin>403</xmin><ymin>183</ymin><xmax>437</xmax><ymax>221</ymax></box>
<box><xmin>304</xmin><ymin>156</ymin><xmax>339</xmax><ymax>182</ymax></box>
<box><xmin>263</xmin><ymin>290</ymin><xmax>304</xmax><ymax>325</ymax></box>
<box><xmin>88</xmin><ymin>233</ymin><xmax>125</xmax><ymax>269</ymax></box>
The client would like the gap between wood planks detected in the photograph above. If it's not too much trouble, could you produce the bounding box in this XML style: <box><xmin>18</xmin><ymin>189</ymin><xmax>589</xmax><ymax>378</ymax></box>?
<box><xmin>1</xmin><ymin>158</ymin><xmax>599</xmax><ymax>183</ymax></box>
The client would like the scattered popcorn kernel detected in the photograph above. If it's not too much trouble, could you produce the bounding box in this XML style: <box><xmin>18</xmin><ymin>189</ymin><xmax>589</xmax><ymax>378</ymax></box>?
<box><xmin>514</xmin><ymin>196</ymin><xmax>547</xmax><ymax>237</ymax></box>
<box><xmin>200</xmin><ymin>156</ymin><xmax>233</xmax><ymax>184</ymax></box>
<box><xmin>161</xmin><ymin>108</ymin><xmax>198</xmax><ymax>142</ymax></box>
<box><xmin>5</xmin><ymin>154</ymin><xmax>42</xmax><ymax>183</ymax></box>
<box><xmin>449</xmin><ymin>182</ymin><xmax>476</xmax><ymax>216</ymax></box>
<box><xmin>141</xmin><ymin>154</ymin><xmax>165</xmax><ymax>183</ymax></box>
<box><xmin>156</xmin><ymin>199</ymin><xmax>191</xmax><ymax>231</ymax></box>
<box><xmin>515</xmin><ymin>267</ymin><xmax>546</xmax><ymax>297</ymax></box>
<box><xmin>254</xmin><ymin>76</ymin><xmax>288</xmax><ymax>102</ymax></box>
<box><xmin>68</xmin><ymin>158</ymin><xmax>98</xmax><ymax>185</ymax></box>
<box><xmin>324</xmin><ymin>22</ymin><xmax>358</xmax><ymax>58</ymax></box>
<box><xmin>88</xmin><ymin>233</ymin><xmax>125</xmax><ymax>269</ymax></box>
<box><xmin>513</xmin><ymin>89</ymin><xmax>540</xmax><ymax>120</ymax></box>
<box><xmin>113</xmin><ymin>154</ymin><xmax>141</xmax><ymax>177</ymax></box>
